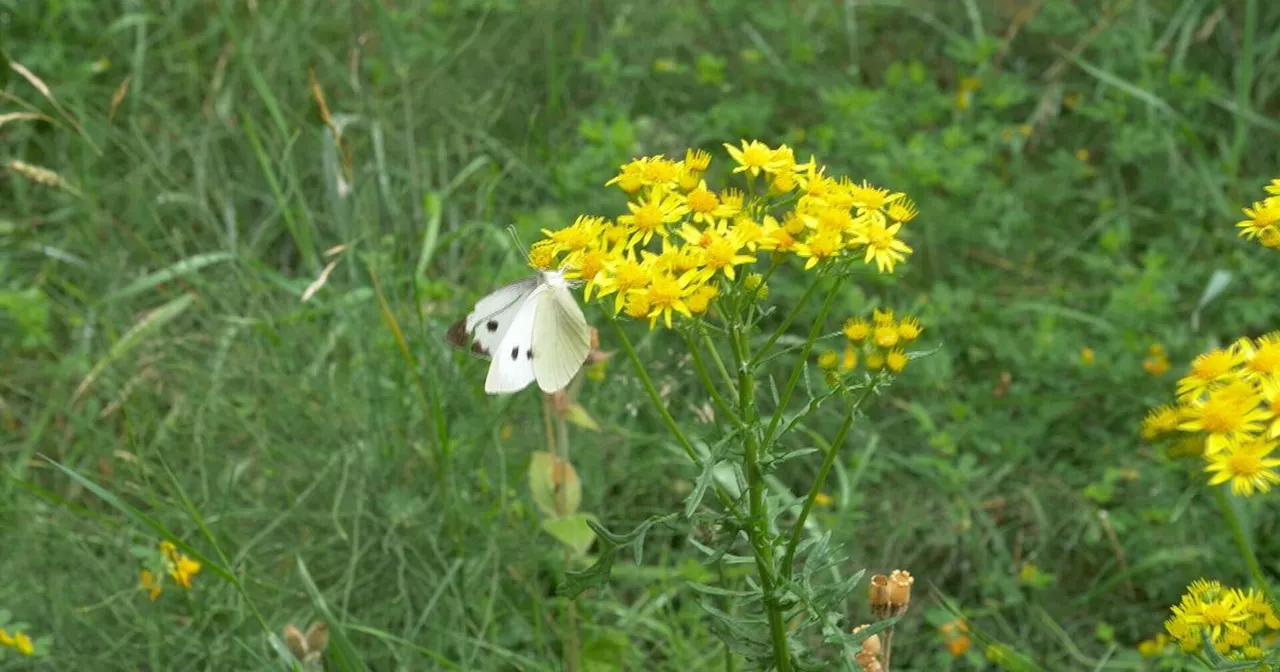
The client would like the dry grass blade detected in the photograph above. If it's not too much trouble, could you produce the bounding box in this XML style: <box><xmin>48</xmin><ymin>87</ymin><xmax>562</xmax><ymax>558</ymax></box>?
<box><xmin>9</xmin><ymin>60</ymin><xmax>103</xmax><ymax>155</ymax></box>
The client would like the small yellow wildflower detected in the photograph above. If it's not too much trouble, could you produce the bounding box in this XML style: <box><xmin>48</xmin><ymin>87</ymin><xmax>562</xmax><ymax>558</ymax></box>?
<box><xmin>1241</xmin><ymin>332</ymin><xmax>1280</xmax><ymax>380</ymax></box>
<box><xmin>1205</xmin><ymin>438</ymin><xmax>1280</xmax><ymax>496</ymax></box>
<box><xmin>1079</xmin><ymin>347</ymin><xmax>1095</xmax><ymax>366</ymax></box>
<box><xmin>851</xmin><ymin>217</ymin><xmax>912</xmax><ymax>273</ymax></box>
<box><xmin>873</xmin><ymin>322</ymin><xmax>899</xmax><ymax>348</ymax></box>
<box><xmin>619</xmin><ymin>186</ymin><xmax>689</xmax><ymax>246</ymax></box>
<box><xmin>685</xmin><ymin>284</ymin><xmax>719</xmax><ymax>315</ymax></box>
<box><xmin>723</xmin><ymin>139</ymin><xmax>785</xmax><ymax>177</ymax></box>
<box><xmin>818</xmin><ymin>351</ymin><xmax>839</xmax><ymax>370</ymax></box>
<box><xmin>846</xmin><ymin>180</ymin><xmax>901</xmax><ymax>213</ymax></box>
<box><xmin>841</xmin><ymin>345</ymin><xmax>857</xmax><ymax>372</ymax></box>
<box><xmin>595</xmin><ymin>252</ymin><xmax>651</xmax><ymax>314</ymax></box>
<box><xmin>1144</xmin><ymin>350</ymin><xmax>1171</xmax><ymax>377</ymax></box>
<box><xmin>1177</xmin><ymin>348</ymin><xmax>1240</xmax><ymax>399</ymax></box>
<box><xmin>684</xmin><ymin>148</ymin><xmax>712</xmax><ymax>173</ymax></box>
<box><xmin>794</xmin><ymin>230</ymin><xmax>842</xmax><ymax>270</ymax></box>
<box><xmin>865</xmin><ymin>351</ymin><xmax>885</xmax><ymax>372</ymax></box>
<box><xmin>1141</xmin><ymin>405</ymin><xmax>1181</xmax><ymax>440</ymax></box>
<box><xmin>885</xmin><ymin>348</ymin><xmax>908</xmax><ymax>373</ymax></box>
<box><xmin>897</xmin><ymin>317</ymin><xmax>922</xmax><ymax>342</ymax></box>
<box><xmin>139</xmin><ymin>569</ymin><xmax>163</xmax><ymax>601</ymax></box>
<box><xmin>683</xmin><ymin>179</ymin><xmax>723</xmax><ymax>225</ymax></box>
<box><xmin>843</xmin><ymin>318</ymin><xmax>870</xmax><ymax>343</ymax></box>
<box><xmin>1179</xmin><ymin>379</ymin><xmax>1270</xmax><ymax>454</ymax></box>
<box><xmin>640</xmin><ymin>271</ymin><xmax>694</xmax><ymax>329</ymax></box>
<box><xmin>1238</xmin><ymin>198</ymin><xmax>1280</xmax><ymax>240</ymax></box>
<box><xmin>886</xmin><ymin>198</ymin><xmax>919</xmax><ymax>224</ymax></box>
<box><xmin>528</xmin><ymin>240</ymin><xmax>557</xmax><ymax>271</ymax></box>
<box><xmin>813</xmin><ymin>493</ymin><xmax>833</xmax><ymax>507</ymax></box>
<box><xmin>1136</xmin><ymin>633</ymin><xmax>1167</xmax><ymax>657</ymax></box>
<box><xmin>872</xmin><ymin>308</ymin><xmax>895</xmax><ymax>326</ymax></box>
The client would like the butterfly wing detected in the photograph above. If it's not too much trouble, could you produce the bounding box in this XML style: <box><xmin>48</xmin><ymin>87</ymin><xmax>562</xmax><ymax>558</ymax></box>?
<box><xmin>448</xmin><ymin>278</ymin><xmax>539</xmax><ymax>358</ymax></box>
<box><xmin>531</xmin><ymin>284</ymin><xmax>591</xmax><ymax>394</ymax></box>
<box><xmin>483</xmin><ymin>285</ymin><xmax>548</xmax><ymax>394</ymax></box>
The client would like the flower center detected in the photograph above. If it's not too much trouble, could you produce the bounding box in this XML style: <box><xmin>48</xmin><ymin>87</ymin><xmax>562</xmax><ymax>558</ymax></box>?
<box><xmin>647</xmin><ymin>276</ymin><xmax>680</xmax><ymax>309</ymax></box>
<box><xmin>1227</xmin><ymin>452</ymin><xmax>1264</xmax><ymax>478</ymax></box>
<box><xmin>687</xmin><ymin>188</ymin><xmax>719</xmax><ymax>214</ymax></box>
<box><xmin>633</xmin><ymin>203</ymin><xmax>662</xmax><ymax>232</ymax></box>
<box><xmin>1202</xmin><ymin>602</ymin><xmax>1232</xmax><ymax>627</ymax></box>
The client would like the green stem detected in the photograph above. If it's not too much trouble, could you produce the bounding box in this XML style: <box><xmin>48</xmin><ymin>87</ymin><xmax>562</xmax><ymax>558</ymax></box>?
<box><xmin>607</xmin><ymin>315</ymin><xmax>744</xmax><ymax>519</ymax></box>
<box><xmin>780</xmin><ymin>385</ymin><xmax>873</xmax><ymax>580</ymax></box>
<box><xmin>1214</xmin><ymin>486</ymin><xmax>1277</xmax><ymax>607</ymax></box>
<box><xmin>1231</xmin><ymin>0</ymin><xmax>1257</xmax><ymax>179</ymax></box>
<box><xmin>749</xmin><ymin>270</ymin><xmax>826</xmax><ymax>368</ymax></box>
<box><xmin>701</xmin><ymin>328</ymin><xmax>737</xmax><ymax>391</ymax></box>
<box><xmin>762</xmin><ymin>277</ymin><xmax>845</xmax><ymax>448</ymax></box>
<box><xmin>730</xmin><ymin>321</ymin><xmax>793</xmax><ymax>672</ymax></box>
<box><xmin>682</xmin><ymin>330</ymin><xmax>745</xmax><ymax>428</ymax></box>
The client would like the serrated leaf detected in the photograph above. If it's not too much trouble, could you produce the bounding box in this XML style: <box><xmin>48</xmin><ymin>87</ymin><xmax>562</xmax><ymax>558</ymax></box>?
<box><xmin>528</xmin><ymin>451</ymin><xmax>581</xmax><ymax>517</ymax></box>
<box><xmin>563</xmin><ymin>402</ymin><xmax>601</xmax><ymax>431</ymax></box>
<box><xmin>542</xmin><ymin>513</ymin><xmax>598</xmax><ymax>557</ymax></box>
<box><xmin>686</xmin><ymin>582</ymin><xmax>758</xmax><ymax>598</ymax></box>
<box><xmin>556</xmin><ymin>542</ymin><xmax>617</xmax><ymax>599</ymax></box>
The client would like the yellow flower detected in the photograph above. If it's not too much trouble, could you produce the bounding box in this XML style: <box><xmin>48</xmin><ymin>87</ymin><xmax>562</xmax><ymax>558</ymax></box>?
<box><xmin>886</xmin><ymin>198</ymin><xmax>919</xmax><ymax>224</ymax></box>
<box><xmin>818</xmin><ymin>351</ymin><xmax>839</xmax><ymax>370</ymax></box>
<box><xmin>604</xmin><ymin>163</ymin><xmax>645</xmax><ymax>193</ymax></box>
<box><xmin>718</xmin><ymin>189</ymin><xmax>744</xmax><ymax>218</ymax></box>
<box><xmin>1266</xmin><ymin>178</ymin><xmax>1280</xmax><ymax>196</ymax></box>
<box><xmin>639</xmin><ymin>271</ymin><xmax>694</xmax><ymax>329</ymax></box>
<box><xmin>684</xmin><ymin>148</ymin><xmax>711</xmax><ymax>172</ymax></box>
<box><xmin>541</xmin><ymin>215</ymin><xmax>603</xmax><ymax>256</ymax></box>
<box><xmin>1144</xmin><ymin>352</ymin><xmax>1170</xmax><ymax>377</ymax></box>
<box><xmin>1141</xmin><ymin>405</ymin><xmax>1181</xmax><ymax>440</ymax></box>
<box><xmin>794</xmin><ymin>230</ymin><xmax>843</xmax><ymax>270</ymax></box>
<box><xmin>528</xmin><ymin>240</ymin><xmax>557</xmax><ymax>270</ymax></box>
<box><xmin>886</xmin><ymin>348</ymin><xmax>908</xmax><ymax>373</ymax></box>
<box><xmin>813</xmin><ymin>492</ymin><xmax>833</xmax><ymax>507</ymax></box>
<box><xmin>843</xmin><ymin>318</ymin><xmax>870</xmax><ymax>343</ymax></box>
<box><xmin>1079</xmin><ymin>347</ymin><xmax>1095</xmax><ymax>366</ymax></box>
<box><xmin>758</xmin><ymin>216</ymin><xmax>797</xmax><ymax>253</ymax></box>
<box><xmin>595</xmin><ymin>251</ymin><xmax>651</xmax><ymax>314</ymax></box>
<box><xmin>639</xmin><ymin>156</ymin><xmax>681</xmax><ymax>188</ymax></box>
<box><xmin>897</xmin><ymin>317</ymin><xmax>923</xmax><ymax>342</ymax></box>
<box><xmin>1258</xmin><ymin>376</ymin><xmax>1280</xmax><ymax>438</ymax></box>
<box><xmin>1179</xmin><ymin>379</ymin><xmax>1270</xmax><ymax>454</ymax></box>
<box><xmin>1166</xmin><ymin>581</ymin><xmax>1251</xmax><ymax>654</ymax></box>
<box><xmin>619</xmin><ymin>186</ymin><xmax>689</xmax><ymax>246</ymax></box>
<box><xmin>865</xmin><ymin>351</ymin><xmax>885</xmax><ymax>372</ymax></box>
<box><xmin>846</xmin><ymin>180</ymin><xmax>902</xmax><ymax>213</ymax></box>
<box><xmin>1241</xmin><ymin>332</ymin><xmax>1280</xmax><ymax>380</ymax></box>
<box><xmin>683</xmin><ymin>180</ymin><xmax>723</xmax><ymax>225</ymax></box>
<box><xmin>169</xmin><ymin>554</ymin><xmax>202</xmax><ymax>589</ymax></box>
<box><xmin>1136</xmin><ymin>634</ymin><xmax>1167</xmax><ymax>657</ymax></box>
<box><xmin>685</xmin><ymin>283</ymin><xmax>719</xmax><ymax>315</ymax></box>
<box><xmin>874</xmin><ymin>322</ymin><xmax>899</xmax><ymax>348</ymax></box>
<box><xmin>564</xmin><ymin>247</ymin><xmax>609</xmax><ymax>300</ymax></box>
<box><xmin>697</xmin><ymin>230</ymin><xmax>756</xmax><ymax>281</ymax></box>
<box><xmin>723</xmin><ymin>139</ymin><xmax>785</xmax><ymax>177</ymax></box>
<box><xmin>1237</xmin><ymin>198</ymin><xmax>1280</xmax><ymax>240</ymax></box>
<box><xmin>1205</xmin><ymin>438</ymin><xmax>1280</xmax><ymax>497</ymax></box>
<box><xmin>812</xmin><ymin>206</ymin><xmax>854</xmax><ymax>236</ymax></box>
<box><xmin>850</xmin><ymin>218</ymin><xmax>912</xmax><ymax>273</ymax></box>
<box><xmin>841</xmin><ymin>345</ymin><xmax>857</xmax><ymax>372</ymax></box>
<box><xmin>1177</xmin><ymin>348</ymin><xmax>1242</xmax><ymax>399</ymax></box>
<box><xmin>729</xmin><ymin>216</ymin><xmax>765</xmax><ymax>252</ymax></box>
<box><xmin>139</xmin><ymin>569</ymin><xmax>163</xmax><ymax>601</ymax></box>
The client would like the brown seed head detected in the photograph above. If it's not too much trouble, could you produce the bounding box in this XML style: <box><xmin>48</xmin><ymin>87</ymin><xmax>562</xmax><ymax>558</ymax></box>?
<box><xmin>851</xmin><ymin>624</ymin><xmax>881</xmax><ymax>655</ymax></box>
<box><xmin>304</xmin><ymin>622</ymin><xmax>329</xmax><ymax>653</ymax></box>
<box><xmin>282</xmin><ymin>624</ymin><xmax>308</xmax><ymax>659</ymax></box>
<box><xmin>888</xmin><ymin>569</ymin><xmax>914</xmax><ymax>608</ymax></box>
<box><xmin>853</xmin><ymin>649</ymin><xmax>884</xmax><ymax>672</ymax></box>
<box><xmin>869</xmin><ymin>574</ymin><xmax>890</xmax><ymax>609</ymax></box>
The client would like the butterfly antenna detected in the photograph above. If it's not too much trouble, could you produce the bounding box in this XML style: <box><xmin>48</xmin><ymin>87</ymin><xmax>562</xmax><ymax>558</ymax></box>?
<box><xmin>505</xmin><ymin>226</ymin><xmax>529</xmax><ymax>262</ymax></box>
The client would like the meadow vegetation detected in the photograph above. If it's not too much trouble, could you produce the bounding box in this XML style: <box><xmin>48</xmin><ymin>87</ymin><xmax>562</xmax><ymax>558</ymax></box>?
<box><xmin>3</xmin><ymin>0</ymin><xmax>1280</xmax><ymax>670</ymax></box>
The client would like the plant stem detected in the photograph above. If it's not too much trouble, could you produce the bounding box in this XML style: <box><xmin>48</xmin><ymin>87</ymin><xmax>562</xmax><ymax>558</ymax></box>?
<box><xmin>701</xmin><ymin>328</ymin><xmax>737</xmax><ymax>391</ymax></box>
<box><xmin>779</xmin><ymin>384</ymin><xmax>873</xmax><ymax>580</ymax></box>
<box><xmin>1214</xmin><ymin>486</ymin><xmax>1277</xmax><ymax>607</ymax></box>
<box><xmin>545</xmin><ymin>394</ymin><xmax>580</xmax><ymax>672</ymax></box>
<box><xmin>762</xmin><ymin>277</ymin><xmax>845</xmax><ymax>447</ymax></box>
<box><xmin>682</xmin><ymin>330</ymin><xmax>745</xmax><ymax>428</ymax></box>
<box><xmin>730</xmin><ymin>321</ymin><xmax>793</xmax><ymax>672</ymax></box>
<box><xmin>749</xmin><ymin>271</ymin><xmax>826</xmax><ymax>369</ymax></box>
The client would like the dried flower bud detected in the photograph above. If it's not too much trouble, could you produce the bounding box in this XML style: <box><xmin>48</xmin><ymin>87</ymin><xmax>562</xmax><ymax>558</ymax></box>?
<box><xmin>869</xmin><ymin>574</ymin><xmax>891</xmax><ymax>615</ymax></box>
<box><xmin>888</xmin><ymin>569</ymin><xmax>914</xmax><ymax>608</ymax></box>
<box><xmin>853</xmin><ymin>649</ymin><xmax>883</xmax><ymax>672</ymax></box>
<box><xmin>851</xmin><ymin>624</ymin><xmax>881</xmax><ymax>655</ymax></box>
<box><xmin>304</xmin><ymin>622</ymin><xmax>329</xmax><ymax>653</ymax></box>
<box><xmin>282</xmin><ymin>624</ymin><xmax>308</xmax><ymax>659</ymax></box>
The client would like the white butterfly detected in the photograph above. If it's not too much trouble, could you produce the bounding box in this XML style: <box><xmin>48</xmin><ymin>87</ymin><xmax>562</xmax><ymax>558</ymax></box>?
<box><xmin>448</xmin><ymin>269</ymin><xmax>591</xmax><ymax>394</ymax></box>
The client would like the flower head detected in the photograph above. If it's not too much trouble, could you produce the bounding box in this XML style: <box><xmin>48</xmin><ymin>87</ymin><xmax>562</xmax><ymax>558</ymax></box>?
<box><xmin>1205</xmin><ymin>438</ymin><xmax>1280</xmax><ymax>496</ymax></box>
<box><xmin>723</xmin><ymin>140</ymin><xmax>786</xmax><ymax>177</ymax></box>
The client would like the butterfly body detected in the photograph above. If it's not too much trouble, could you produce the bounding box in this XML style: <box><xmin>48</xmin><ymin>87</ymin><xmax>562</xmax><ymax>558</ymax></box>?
<box><xmin>449</xmin><ymin>270</ymin><xmax>591</xmax><ymax>394</ymax></box>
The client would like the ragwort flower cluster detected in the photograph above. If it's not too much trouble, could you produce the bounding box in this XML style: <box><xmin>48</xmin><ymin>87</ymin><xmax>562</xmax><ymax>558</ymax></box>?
<box><xmin>530</xmin><ymin>141</ymin><xmax>917</xmax><ymax>329</ymax></box>
<box><xmin>820</xmin><ymin>309</ymin><xmax>923</xmax><ymax>380</ymax></box>
<box><xmin>1237</xmin><ymin>178</ymin><xmax>1280</xmax><ymax>250</ymax></box>
<box><xmin>1164</xmin><ymin>579</ymin><xmax>1280</xmax><ymax>660</ymax></box>
<box><xmin>1142</xmin><ymin>334</ymin><xmax>1280</xmax><ymax>496</ymax></box>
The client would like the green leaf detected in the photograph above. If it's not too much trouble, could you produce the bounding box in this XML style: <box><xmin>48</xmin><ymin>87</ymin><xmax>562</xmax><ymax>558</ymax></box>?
<box><xmin>73</xmin><ymin>293</ymin><xmax>196</xmax><ymax>403</ymax></box>
<box><xmin>102</xmin><ymin>252</ymin><xmax>235</xmax><ymax>302</ymax></box>
<box><xmin>556</xmin><ymin>542</ymin><xmax>617</xmax><ymax>599</ymax></box>
<box><xmin>528</xmin><ymin>451</ymin><xmax>581</xmax><ymax>517</ymax></box>
<box><xmin>541</xmin><ymin>513</ymin><xmax>598</xmax><ymax>557</ymax></box>
<box><xmin>563</xmin><ymin>402</ymin><xmax>601</xmax><ymax>432</ymax></box>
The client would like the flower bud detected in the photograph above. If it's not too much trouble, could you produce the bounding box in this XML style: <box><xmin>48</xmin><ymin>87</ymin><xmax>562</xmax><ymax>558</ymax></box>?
<box><xmin>851</xmin><ymin>624</ymin><xmax>881</xmax><ymax>655</ymax></box>
<box><xmin>853</xmin><ymin>649</ymin><xmax>883</xmax><ymax>672</ymax></box>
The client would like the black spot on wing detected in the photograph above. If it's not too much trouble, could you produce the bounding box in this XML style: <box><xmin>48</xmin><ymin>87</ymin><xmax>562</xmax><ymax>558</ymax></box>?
<box><xmin>526</xmin><ymin>348</ymin><xmax>534</xmax><ymax>359</ymax></box>
<box><xmin>510</xmin><ymin>346</ymin><xmax>519</xmax><ymax>360</ymax></box>
<box><xmin>486</xmin><ymin>320</ymin><xmax>499</xmax><ymax>332</ymax></box>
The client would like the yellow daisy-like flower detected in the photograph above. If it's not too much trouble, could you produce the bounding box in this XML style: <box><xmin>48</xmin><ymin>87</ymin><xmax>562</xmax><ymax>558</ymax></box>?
<box><xmin>873</xmin><ymin>322</ymin><xmax>900</xmax><ymax>348</ymax></box>
<box><xmin>1176</xmin><ymin>348</ymin><xmax>1242</xmax><ymax>399</ymax></box>
<box><xmin>718</xmin><ymin>189</ymin><xmax>744</xmax><ymax>218</ymax></box>
<box><xmin>843</xmin><ymin>317</ymin><xmax>870</xmax><ymax>343</ymax></box>
<box><xmin>1258</xmin><ymin>375</ymin><xmax>1280</xmax><ymax>438</ymax></box>
<box><xmin>685</xmin><ymin>283</ymin><xmax>719</xmax><ymax>315</ymax></box>
<box><xmin>872</xmin><ymin>307</ymin><xmax>895</xmax><ymax>325</ymax></box>
<box><xmin>897</xmin><ymin>317</ymin><xmax>923</xmax><ymax>342</ymax></box>
<box><xmin>683</xmin><ymin>179</ymin><xmax>723</xmax><ymax>225</ymax></box>
<box><xmin>794</xmin><ymin>230</ymin><xmax>843</xmax><ymax>270</ymax></box>
<box><xmin>528</xmin><ymin>239</ymin><xmax>557</xmax><ymax>271</ymax></box>
<box><xmin>1240</xmin><ymin>332</ymin><xmax>1280</xmax><ymax>380</ymax></box>
<box><xmin>622</xmin><ymin>291</ymin><xmax>651</xmax><ymax>320</ymax></box>
<box><xmin>851</xmin><ymin>218</ymin><xmax>912</xmax><ymax>273</ymax></box>
<box><xmin>618</xmin><ymin>186</ymin><xmax>689</xmax><ymax>246</ymax></box>
<box><xmin>885</xmin><ymin>348</ymin><xmax>908</xmax><ymax>373</ymax></box>
<box><xmin>1265</xmin><ymin>178</ymin><xmax>1280</xmax><ymax>196</ymax></box>
<box><xmin>1205</xmin><ymin>438</ymin><xmax>1280</xmax><ymax>497</ymax></box>
<box><xmin>723</xmin><ymin>139</ymin><xmax>785</xmax><ymax>177</ymax></box>
<box><xmin>812</xmin><ymin>206</ymin><xmax>854</xmax><ymax>236</ymax></box>
<box><xmin>758</xmin><ymin>216</ymin><xmax>797</xmax><ymax>253</ymax></box>
<box><xmin>1141</xmin><ymin>404</ymin><xmax>1181</xmax><ymax>440</ymax></box>
<box><xmin>640</xmin><ymin>270</ymin><xmax>695</xmax><ymax>329</ymax></box>
<box><xmin>1179</xmin><ymin>379</ymin><xmax>1270</xmax><ymax>455</ymax></box>
<box><xmin>604</xmin><ymin>159</ymin><xmax>647</xmax><ymax>193</ymax></box>
<box><xmin>729</xmin><ymin>216</ymin><xmax>765</xmax><ymax>252</ymax></box>
<box><xmin>697</xmin><ymin>230</ymin><xmax>757</xmax><ymax>281</ymax></box>
<box><xmin>846</xmin><ymin>180</ymin><xmax>902</xmax><ymax>213</ymax></box>
<box><xmin>563</xmin><ymin>246</ymin><xmax>609</xmax><ymax>300</ymax></box>
<box><xmin>639</xmin><ymin>155</ymin><xmax>681</xmax><ymax>188</ymax></box>
<box><xmin>594</xmin><ymin>251</ymin><xmax>651</xmax><ymax>314</ymax></box>
<box><xmin>169</xmin><ymin>554</ymin><xmax>202</xmax><ymax>589</ymax></box>
<box><xmin>886</xmin><ymin>198</ymin><xmax>919</xmax><ymax>223</ymax></box>
<box><xmin>684</xmin><ymin>148</ymin><xmax>712</xmax><ymax>173</ymax></box>
<box><xmin>1167</xmin><ymin>582</ymin><xmax>1251</xmax><ymax>654</ymax></box>
<box><xmin>841</xmin><ymin>345</ymin><xmax>857</xmax><ymax>372</ymax></box>
<box><xmin>865</xmin><ymin>351</ymin><xmax>885</xmax><ymax>372</ymax></box>
<box><xmin>817</xmin><ymin>350</ymin><xmax>839</xmax><ymax>370</ymax></box>
<box><xmin>541</xmin><ymin>215</ymin><xmax>604</xmax><ymax>257</ymax></box>
<box><xmin>1237</xmin><ymin>198</ymin><xmax>1280</xmax><ymax>240</ymax></box>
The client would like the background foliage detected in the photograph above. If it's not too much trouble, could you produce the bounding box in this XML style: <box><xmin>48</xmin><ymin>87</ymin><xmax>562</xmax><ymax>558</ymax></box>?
<box><xmin>3</xmin><ymin>0</ymin><xmax>1279</xmax><ymax>669</ymax></box>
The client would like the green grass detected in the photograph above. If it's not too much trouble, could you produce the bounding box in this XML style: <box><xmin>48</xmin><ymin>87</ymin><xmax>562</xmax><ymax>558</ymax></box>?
<box><xmin>3</xmin><ymin>0</ymin><xmax>1280</xmax><ymax>669</ymax></box>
